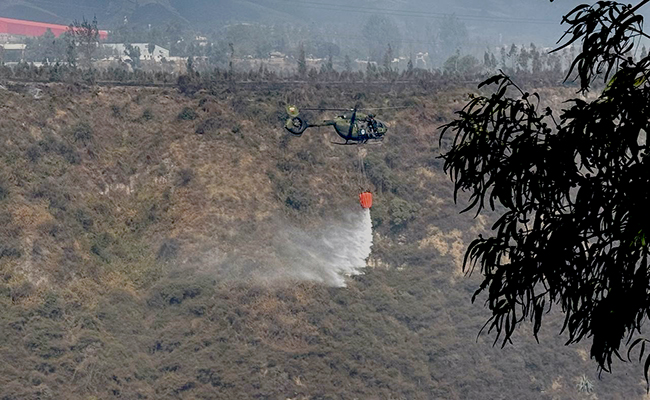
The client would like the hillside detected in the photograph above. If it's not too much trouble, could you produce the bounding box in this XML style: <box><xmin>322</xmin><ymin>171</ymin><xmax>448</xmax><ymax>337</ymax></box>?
<box><xmin>0</xmin><ymin>80</ymin><xmax>645</xmax><ymax>399</ymax></box>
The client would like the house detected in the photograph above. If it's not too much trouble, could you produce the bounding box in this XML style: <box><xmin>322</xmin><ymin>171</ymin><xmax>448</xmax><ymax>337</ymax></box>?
<box><xmin>0</xmin><ymin>43</ymin><xmax>26</xmax><ymax>62</ymax></box>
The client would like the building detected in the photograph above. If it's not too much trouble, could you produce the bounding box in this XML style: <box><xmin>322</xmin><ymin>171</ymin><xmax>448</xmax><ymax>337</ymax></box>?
<box><xmin>0</xmin><ymin>17</ymin><xmax>108</xmax><ymax>39</ymax></box>
<box><xmin>0</xmin><ymin>43</ymin><xmax>26</xmax><ymax>62</ymax></box>
<box><xmin>415</xmin><ymin>52</ymin><xmax>429</xmax><ymax>68</ymax></box>
<box><xmin>102</xmin><ymin>43</ymin><xmax>170</xmax><ymax>61</ymax></box>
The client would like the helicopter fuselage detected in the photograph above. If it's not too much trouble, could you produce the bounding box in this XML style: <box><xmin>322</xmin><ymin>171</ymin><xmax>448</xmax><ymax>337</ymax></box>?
<box><xmin>284</xmin><ymin>108</ymin><xmax>387</xmax><ymax>144</ymax></box>
<box><xmin>311</xmin><ymin>113</ymin><xmax>386</xmax><ymax>143</ymax></box>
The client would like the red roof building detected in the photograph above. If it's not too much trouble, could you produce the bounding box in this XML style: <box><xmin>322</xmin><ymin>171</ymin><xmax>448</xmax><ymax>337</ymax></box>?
<box><xmin>0</xmin><ymin>17</ymin><xmax>108</xmax><ymax>39</ymax></box>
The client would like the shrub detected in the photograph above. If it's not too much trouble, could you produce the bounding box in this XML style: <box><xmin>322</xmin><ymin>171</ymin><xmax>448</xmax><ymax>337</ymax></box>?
<box><xmin>268</xmin><ymin>109</ymin><xmax>286</xmax><ymax>124</ymax></box>
<box><xmin>26</xmin><ymin>145</ymin><xmax>42</xmax><ymax>162</ymax></box>
<box><xmin>72</xmin><ymin>122</ymin><xmax>93</xmax><ymax>144</ymax></box>
<box><xmin>177</xmin><ymin>107</ymin><xmax>198</xmax><ymax>121</ymax></box>
<box><xmin>57</xmin><ymin>141</ymin><xmax>81</xmax><ymax>164</ymax></box>
<box><xmin>147</xmin><ymin>279</ymin><xmax>207</xmax><ymax>308</ymax></box>
<box><xmin>403</xmin><ymin>97</ymin><xmax>421</xmax><ymax>107</ymax></box>
<box><xmin>40</xmin><ymin>136</ymin><xmax>80</xmax><ymax>164</ymax></box>
<box><xmin>157</xmin><ymin>238</ymin><xmax>180</xmax><ymax>261</ymax></box>
<box><xmin>30</xmin><ymin>183</ymin><xmax>69</xmax><ymax>211</ymax></box>
<box><xmin>0</xmin><ymin>181</ymin><xmax>7</xmax><ymax>201</ymax></box>
<box><xmin>10</xmin><ymin>281</ymin><xmax>34</xmax><ymax>302</ymax></box>
<box><xmin>40</xmin><ymin>221</ymin><xmax>64</xmax><ymax>240</ymax></box>
<box><xmin>38</xmin><ymin>291</ymin><xmax>63</xmax><ymax>320</ymax></box>
<box><xmin>142</xmin><ymin>108</ymin><xmax>154</xmax><ymax>121</ymax></box>
<box><xmin>0</xmin><ymin>243</ymin><xmax>21</xmax><ymax>259</ymax></box>
<box><xmin>195</xmin><ymin>118</ymin><xmax>218</xmax><ymax>135</ymax></box>
<box><xmin>364</xmin><ymin>155</ymin><xmax>395</xmax><ymax>193</ymax></box>
<box><xmin>91</xmin><ymin>232</ymin><xmax>114</xmax><ymax>263</ymax></box>
<box><xmin>111</xmin><ymin>104</ymin><xmax>121</xmax><ymax>118</ymax></box>
<box><xmin>389</xmin><ymin>197</ymin><xmax>419</xmax><ymax>229</ymax></box>
<box><xmin>176</xmin><ymin>168</ymin><xmax>194</xmax><ymax>187</ymax></box>
<box><xmin>177</xmin><ymin>74</ymin><xmax>197</xmax><ymax>95</ymax></box>
<box><xmin>285</xmin><ymin>187</ymin><xmax>311</xmax><ymax>211</ymax></box>
<box><xmin>74</xmin><ymin>208</ymin><xmax>94</xmax><ymax>231</ymax></box>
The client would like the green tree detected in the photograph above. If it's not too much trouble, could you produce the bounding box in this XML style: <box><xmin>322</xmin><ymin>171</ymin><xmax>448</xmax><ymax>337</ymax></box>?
<box><xmin>344</xmin><ymin>54</ymin><xmax>353</xmax><ymax>73</ymax></box>
<box><xmin>443</xmin><ymin>51</ymin><xmax>461</xmax><ymax>74</ymax></box>
<box><xmin>443</xmin><ymin>51</ymin><xmax>479</xmax><ymax>75</ymax></box>
<box><xmin>440</xmin><ymin>0</ymin><xmax>650</xmax><ymax>379</ymax></box>
<box><xmin>483</xmin><ymin>50</ymin><xmax>497</xmax><ymax>70</ymax></box>
<box><xmin>483</xmin><ymin>51</ymin><xmax>491</xmax><ymax>68</ymax></box>
<box><xmin>67</xmin><ymin>16</ymin><xmax>100</xmax><ymax>69</ymax></box>
<box><xmin>366</xmin><ymin>61</ymin><xmax>378</xmax><ymax>81</ymax></box>
<box><xmin>186</xmin><ymin>55</ymin><xmax>194</xmax><ymax>75</ymax></box>
<box><xmin>325</xmin><ymin>54</ymin><xmax>334</xmax><ymax>75</ymax></box>
<box><xmin>383</xmin><ymin>43</ymin><xmax>394</xmax><ymax>73</ymax></box>
<box><xmin>225</xmin><ymin>23</ymin><xmax>277</xmax><ymax>59</ymax></box>
<box><xmin>205</xmin><ymin>42</ymin><xmax>226</xmax><ymax>66</ymax></box>
<box><xmin>499</xmin><ymin>46</ymin><xmax>507</xmax><ymax>69</ymax></box>
<box><xmin>530</xmin><ymin>43</ymin><xmax>542</xmax><ymax>75</ymax></box>
<box><xmin>24</xmin><ymin>29</ymin><xmax>66</xmax><ymax>63</ymax></box>
<box><xmin>362</xmin><ymin>15</ymin><xmax>401</xmax><ymax>62</ymax></box>
<box><xmin>437</xmin><ymin>15</ymin><xmax>468</xmax><ymax>61</ymax></box>
<box><xmin>228</xmin><ymin>42</ymin><xmax>235</xmax><ymax>74</ymax></box>
<box><xmin>516</xmin><ymin>46</ymin><xmax>530</xmax><ymax>72</ymax></box>
<box><xmin>297</xmin><ymin>43</ymin><xmax>307</xmax><ymax>77</ymax></box>
<box><xmin>505</xmin><ymin>43</ymin><xmax>517</xmax><ymax>71</ymax></box>
<box><xmin>64</xmin><ymin>31</ymin><xmax>77</xmax><ymax>67</ymax></box>
<box><xmin>124</xmin><ymin>43</ymin><xmax>141</xmax><ymax>70</ymax></box>
<box><xmin>319</xmin><ymin>55</ymin><xmax>334</xmax><ymax>77</ymax></box>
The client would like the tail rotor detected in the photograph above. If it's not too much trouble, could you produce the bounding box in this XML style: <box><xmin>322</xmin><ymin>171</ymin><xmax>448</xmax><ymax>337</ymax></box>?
<box><xmin>285</xmin><ymin>105</ymin><xmax>308</xmax><ymax>135</ymax></box>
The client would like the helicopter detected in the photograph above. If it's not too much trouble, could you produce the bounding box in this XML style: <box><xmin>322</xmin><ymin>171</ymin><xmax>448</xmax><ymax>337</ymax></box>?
<box><xmin>284</xmin><ymin>105</ymin><xmax>388</xmax><ymax>145</ymax></box>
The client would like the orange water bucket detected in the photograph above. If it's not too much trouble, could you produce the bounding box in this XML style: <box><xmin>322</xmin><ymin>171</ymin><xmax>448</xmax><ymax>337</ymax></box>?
<box><xmin>359</xmin><ymin>192</ymin><xmax>373</xmax><ymax>209</ymax></box>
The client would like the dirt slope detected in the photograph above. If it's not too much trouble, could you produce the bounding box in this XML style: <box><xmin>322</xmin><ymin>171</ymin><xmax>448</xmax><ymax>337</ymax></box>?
<box><xmin>0</xmin><ymin>81</ymin><xmax>644</xmax><ymax>399</ymax></box>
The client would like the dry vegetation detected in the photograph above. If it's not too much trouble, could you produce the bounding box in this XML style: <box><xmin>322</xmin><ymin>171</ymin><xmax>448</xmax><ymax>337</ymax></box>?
<box><xmin>0</xmin><ymin>81</ymin><xmax>643</xmax><ymax>399</ymax></box>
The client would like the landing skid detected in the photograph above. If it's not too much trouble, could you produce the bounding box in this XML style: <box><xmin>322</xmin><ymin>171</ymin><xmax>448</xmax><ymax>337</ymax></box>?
<box><xmin>331</xmin><ymin>141</ymin><xmax>359</xmax><ymax>146</ymax></box>
<box><xmin>330</xmin><ymin>138</ymin><xmax>384</xmax><ymax>146</ymax></box>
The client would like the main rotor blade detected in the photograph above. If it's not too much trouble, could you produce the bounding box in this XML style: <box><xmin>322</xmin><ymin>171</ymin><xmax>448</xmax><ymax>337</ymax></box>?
<box><xmin>358</xmin><ymin>106</ymin><xmax>416</xmax><ymax>110</ymax></box>
<box><xmin>300</xmin><ymin>107</ymin><xmax>352</xmax><ymax>111</ymax></box>
<box><xmin>348</xmin><ymin>107</ymin><xmax>357</xmax><ymax>137</ymax></box>
<box><xmin>299</xmin><ymin>106</ymin><xmax>416</xmax><ymax>112</ymax></box>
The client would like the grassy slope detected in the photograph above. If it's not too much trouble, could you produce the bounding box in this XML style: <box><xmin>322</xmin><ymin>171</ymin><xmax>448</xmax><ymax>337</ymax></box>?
<box><xmin>0</xmin><ymin>82</ymin><xmax>644</xmax><ymax>399</ymax></box>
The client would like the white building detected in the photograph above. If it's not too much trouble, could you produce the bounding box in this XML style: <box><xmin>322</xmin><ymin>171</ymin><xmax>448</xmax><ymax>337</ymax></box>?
<box><xmin>415</xmin><ymin>52</ymin><xmax>428</xmax><ymax>68</ymax></box>
<box><xmin>102</xmin><ymin>43</ymin><xmax>170</xmax><ymax>61</ymax></box>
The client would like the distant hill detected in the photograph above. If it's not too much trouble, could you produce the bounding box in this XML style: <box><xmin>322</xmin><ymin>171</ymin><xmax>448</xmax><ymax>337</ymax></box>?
<box><xmin>0</xmin><ymin>0</ymin><xmax>581</xmax><ymax>45</ymax></box>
